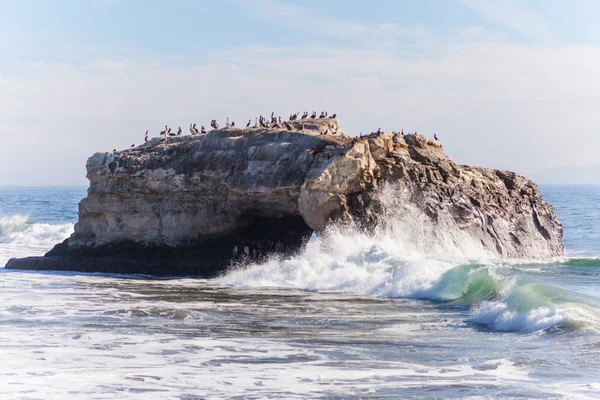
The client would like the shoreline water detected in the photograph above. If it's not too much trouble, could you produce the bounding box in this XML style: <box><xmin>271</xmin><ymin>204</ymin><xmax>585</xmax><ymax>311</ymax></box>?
<box><xmin>0</xmin><ymin>185</ymin><xmax>599</xmax><ymax>398</ymax></box>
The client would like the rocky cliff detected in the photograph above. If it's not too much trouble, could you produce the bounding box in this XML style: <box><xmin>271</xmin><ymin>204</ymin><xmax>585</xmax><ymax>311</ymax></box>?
<box><xmin>6</xmin><ymin>119</ymin><xmax>563</xmax><ymax>275</ymax></box>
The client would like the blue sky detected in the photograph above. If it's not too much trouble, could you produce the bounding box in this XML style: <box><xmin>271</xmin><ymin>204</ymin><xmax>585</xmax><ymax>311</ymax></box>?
<box><xmin>2</xmin><ymin>0</ymin><xmax>600</xmax><ymax>185</ymax></box>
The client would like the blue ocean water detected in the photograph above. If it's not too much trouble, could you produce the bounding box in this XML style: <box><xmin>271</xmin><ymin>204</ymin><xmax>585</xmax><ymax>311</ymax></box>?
<box><xmin>0</xmin><ymin>185</ymin><xmax>599</xmax><ymax>399</ymax></box>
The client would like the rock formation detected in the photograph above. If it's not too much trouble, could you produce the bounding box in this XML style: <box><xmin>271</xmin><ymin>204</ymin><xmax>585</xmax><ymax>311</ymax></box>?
<box><xmin>6</xmin><ymin>119</ymin><xmax>563</xmax><ymax>275</ymax></box>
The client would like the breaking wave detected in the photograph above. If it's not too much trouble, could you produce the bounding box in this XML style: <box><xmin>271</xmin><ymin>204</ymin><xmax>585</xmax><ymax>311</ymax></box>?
<box><xmin>218</xmin><ymin>186</ymin><xmax>600</xmax><ymax>334</ymax></box>
<box><xmin>0</xmin><ymin>214</ymin><xmax>73</xmax><ymax>249</ymax></box>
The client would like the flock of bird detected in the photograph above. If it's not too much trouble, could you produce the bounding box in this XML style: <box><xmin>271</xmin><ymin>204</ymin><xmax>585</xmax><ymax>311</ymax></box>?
<box><xmin>141</xmin><ymin>111</ymin><xmax>338</xmax><ymax>144</ymax></box>
<box><xmin>128</xmin><ymin>111</ymin><xmax>439</xmax><ymax>150</ymax></box>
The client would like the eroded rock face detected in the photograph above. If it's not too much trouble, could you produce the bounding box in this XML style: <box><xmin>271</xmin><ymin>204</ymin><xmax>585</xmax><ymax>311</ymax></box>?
<box><xmin>6</xmin><ymin>119</ymin><xmax>563</xmax><ymax>275</ymax></box>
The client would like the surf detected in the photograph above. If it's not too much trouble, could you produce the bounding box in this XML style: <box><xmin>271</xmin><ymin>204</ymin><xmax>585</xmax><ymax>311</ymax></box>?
<box><xmin>217</xmin><ymin>186</ymin><xmax>600</xmax><ymax>334</ymax></box>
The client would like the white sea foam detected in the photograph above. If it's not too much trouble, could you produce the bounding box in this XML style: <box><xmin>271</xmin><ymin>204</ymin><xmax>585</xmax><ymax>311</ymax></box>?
<box><xmin>218</xmin><ymin>186</ymin><xmax>600</xmax><ymax>333</ymax></box>
<box><xmin>0</xmin><ymin>214</ymin><xmax>73</xmax><ymax>266</ymax></box>
<box><xmin>0</xmin><ymin>214</ymin><xmax>30</xmax><ymax>237</ymax></box>
<box><xmin>219</xmin><ymin>185</ymin><xmax>493</xmax><ymax>296</ymax></box>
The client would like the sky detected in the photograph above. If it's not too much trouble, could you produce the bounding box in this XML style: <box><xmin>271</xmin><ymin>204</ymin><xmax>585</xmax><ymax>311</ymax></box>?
<box><xmin>2</xmin><ymin>0</ymin><xmax>600</xmax><ymax>185</ymax></box>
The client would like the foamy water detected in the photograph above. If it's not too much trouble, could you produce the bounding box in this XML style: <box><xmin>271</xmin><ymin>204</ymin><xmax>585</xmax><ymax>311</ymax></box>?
<box><xmin>1</xmin><ymin>186</ymin><xmax>600</xmax><ymax>398</ymax></box>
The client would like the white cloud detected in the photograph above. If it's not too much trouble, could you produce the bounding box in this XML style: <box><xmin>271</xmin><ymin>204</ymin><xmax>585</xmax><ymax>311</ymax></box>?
<box><xmin>2</xmin><ymin>40</ymin><xmax>600</xmax><ymax>185</ymax></box>
<box><xmin>230</xmin><ymin>0</ymin><xmax>369</xmax><ymax>39</ymax></box>
<box><xmin>456</xmin><ymin>0</ymin><xmax>551</xmax><ymax>41</ymax></box>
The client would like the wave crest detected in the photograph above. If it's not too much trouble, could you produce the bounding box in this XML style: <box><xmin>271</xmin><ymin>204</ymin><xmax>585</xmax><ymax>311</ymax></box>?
<box><xmin>217</xmin><ymin>186</ymin><xmax>600</xmax><ymax>333</ymax></box>
<box><xmin>0</xmin><ymin>214</ymin><xmax>73</xmax><ymax>249</ymax></box>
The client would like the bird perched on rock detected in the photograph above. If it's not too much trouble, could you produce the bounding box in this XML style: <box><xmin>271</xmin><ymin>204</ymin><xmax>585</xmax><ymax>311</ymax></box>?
<box><xmin>310</xmin><ymin>111</ymin><xmax>317</xmax><ymax>119</ymax></box>
<box><xmin>434</xmin><ymin>134</ymin><xmax>439</xmax><ymax>141</ymax></box>
<box><xmin>377</xmin><ymin>127</ymin><xmax>381</xmax><ymax>134</ymax></box>
<box><xmin>284</xmin><ymin>121</ymin><xmax>293</xmax><ymax>131</ymax></box>
<box><xmin>160</xmin><ymin>125</ymin><xmax>168</xmax><ymax>136</ymax></box>
<box><xmin>201</xmin><ymin>125</ymin><xmax>207</xmax><ymax>134</ymax></box>
<box><xmin>193</xmin><ymin>123</ymin><xmax>199</xmax><ymax>135</ymax></box>
<box><xmin>319</xmin><ymin>111</ymin><xmax>325</xmax><ymax>118</ymax></box>
<box><xmin>246</xmin><ymin>119</ymin><xmax>251</xmax><ymax>128</ymax></box>
<box><xmin>168</xmin><ymin>128</ymin><xmax>176</xmax><ymax>137</ymax></box>
<box><xmin>130</xmin><ymin>144</ymin><xmax>135</xmax><ymax>148</ymax></box>
<box><xmin>190</xmin><ymin>123</ymin><xmax>196</xmax><ymax>135</ymax></box>
<box><xmin>144</xmin><ymin>130</ymin><xmax>149</xmax><ymax>142</ymax></box>
<box><xmin>177</xmin><ymin>126</ymin><xmax>183</xmax><ymax>136</ymax></box>
<box><xmin>226</xmin><ymin>117</ymin><xmax>231</xmax><ymax>128</ymax></box>
<box><xmin>301</xmin><ymin>111</ymin><xmax>307</xmax><ymax>119</ymax></box>
<box><xmin>231</xmin><ymin>121</ymin><xmax>235</xmax><ymax>127</ymax></box>
<box><xmin>329</xmin><ymin>113</ymin><xmax>336</xmax><ymax>119</ymax></box>
<box><xmin>401</xmin><ymin>129</ymin><xmax>404</xmax><ymax>136</ymax></box>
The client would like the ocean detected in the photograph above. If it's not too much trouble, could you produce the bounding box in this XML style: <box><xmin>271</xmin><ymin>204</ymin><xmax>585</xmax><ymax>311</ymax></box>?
<box><xmin>0</xmin><ymin>185</ymin><xmax>599</xmax><ymax>399</ymax></box>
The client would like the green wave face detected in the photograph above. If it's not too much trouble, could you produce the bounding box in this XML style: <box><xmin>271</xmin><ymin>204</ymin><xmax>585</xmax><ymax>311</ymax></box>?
<box><xmin>562</xmin><ymin>258</ymin><xmax>600</xmax><ymax>267</ymax></box>
<box><xmin>432</xmin><ymin>264</ymin><xmax>498</xmax><ymax>305</ymax></box>
<box><xmin>504</xmin><ymin>283</ymin><xmax>567</xmax><ymax>314</ymax></box>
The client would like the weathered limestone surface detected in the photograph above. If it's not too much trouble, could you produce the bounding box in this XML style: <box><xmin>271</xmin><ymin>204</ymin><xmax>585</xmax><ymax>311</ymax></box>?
<box><xmin>6</xmin><ymin>119</ymin><xmax>563</xmax><ymax>275</ymax></box>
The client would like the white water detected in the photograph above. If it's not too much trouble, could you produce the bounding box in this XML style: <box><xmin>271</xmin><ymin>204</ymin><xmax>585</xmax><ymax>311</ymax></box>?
<box><xmin>1</xmin><ymin>186</ymin><xmax>600</xmax><ymax>398</ymax></box>
<box><xmin>0</xmin><ymin>214</ymin><xmax>74</xmax><ymax>265</ymax></box>
<box><xmin>219</xmin><ymin>186</ymin><xmax>600</xmax><ymax>334</ymax></box>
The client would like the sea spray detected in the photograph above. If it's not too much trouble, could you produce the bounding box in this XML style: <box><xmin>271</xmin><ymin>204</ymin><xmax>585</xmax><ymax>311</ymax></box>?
<box><xmin>0</xmin><ymin>214</ymin><xmax>74</xmax><ymax>266</ymax></box>
<box><xmin>0</xmin><ymin>215</ymin><xmax>30</xmax><ymax>237</ymax></box>
<box><xmin>218</xmin><ymin>185</ymin><xmax>600</xmax><ymax>332</ymax></box>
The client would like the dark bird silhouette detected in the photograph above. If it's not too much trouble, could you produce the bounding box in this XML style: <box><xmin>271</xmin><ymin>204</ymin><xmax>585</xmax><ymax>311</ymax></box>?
<box><xmin>284</xmin><ymin>121</ymin><xmax>293</xmax><ymax>131</ymax></box>
<box><xmin>201</xmin><ymin>125</ymin><xmax>207</xmax><ymax>134</ymax></box>
<box><xmin>131</xmin><ymin>144</ymin><xmax>135</xmax><ymax>148</ymax></box>
<box><xmin>231</xmin><ymin>121</ymin><xmax>235</xmax><ymax>127</ymax></box>
<box><xmin>310</xmin><ymin>111</ymin><xmax>317</xmax><ymax>119</ymax></box>
<box><xmin>329</xmin><ymin>113</ymin><xmax>336</xmax><ymax>119</ymax></box>
<box><xmin>160</xmin><ymin>125</ymin><xmax>168</xmax><ymax>136</ymax></box>
<box><xmin>246</xmin><ymin>119</ymin><xmax>251</xmax><ymax>128</ymax></box>
<box><xmin>189</xmin><ymin>123</ymin><xmax>195</xmax><ymax>135</ymax></box>
<box><xmin>377</xmin><ymin>128</ymin><xmax>381</xmax><ymax>134</ymax></box>
<box><xmin>434</xmin><ymin>134</ymin><xmax>439</xmax><ymax>141</ymax></box>
<box><xmin>169</xmin><ymin>128</ymin><xmax>176</xmax><ymax>137</ymax></box>
<box><xmin>319</xmin><ymin>111</ymin><xmax>325</xmax><ymax>118</ymax></box>
<box><xmin>144</xmin><ymin>130</ymin><xmax>149</xmax><ymax>142</ymax></box>
<box><xmin>177</xmin><ymin>126</ymin><xmax>183</xmax><ymax>136</ymax></box>
<box><xmin>401</xmin><ymin>129</ymin><xmax>404</xmax><ymax>136</ymax></box>
<box><xmin>193</xmin><ymin>123</ymin><xmax>199</xmax><ymax>134</ymax></box>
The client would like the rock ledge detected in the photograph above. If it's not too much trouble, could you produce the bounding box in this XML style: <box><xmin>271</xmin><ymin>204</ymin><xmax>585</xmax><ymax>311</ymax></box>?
<box><xmin>6</xmin><ymin>119</ymin><xmax>563</xmax><ymax>275</ymax></box>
